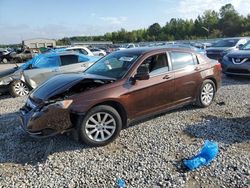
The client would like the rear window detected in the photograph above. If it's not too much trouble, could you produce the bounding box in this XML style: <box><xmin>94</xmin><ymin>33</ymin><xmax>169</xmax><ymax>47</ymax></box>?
<box><xmin>170</xmin><ymin>52</ymin><xmax>197</xmax><ymax>70</ymax></box>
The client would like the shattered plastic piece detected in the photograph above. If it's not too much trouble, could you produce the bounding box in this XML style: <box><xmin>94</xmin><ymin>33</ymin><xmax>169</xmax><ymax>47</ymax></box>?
<box><xmin>183</xmin><ymin>140</ymin><xmax>219</xmax><ymax>170</ymax></box>
<box><xmin>117</xmin><ymin>178</ymin><xmax>126</xmax><ymax>188</ymax></box>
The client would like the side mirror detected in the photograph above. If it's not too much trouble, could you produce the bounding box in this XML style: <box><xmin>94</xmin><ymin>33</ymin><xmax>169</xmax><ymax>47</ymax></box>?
<box><xmin>134</xmin><ymin>65</ymin><xmax>150</xmax><ymax>80</ymax></box>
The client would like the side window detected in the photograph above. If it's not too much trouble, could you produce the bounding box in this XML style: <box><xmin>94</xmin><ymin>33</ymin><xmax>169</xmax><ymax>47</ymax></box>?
<box><xmin>140</xmin><ymin>53</ymin><xmax>169</xmax><ymax>76</ymax></box>
<box><xmin>33</xmin><ymin>56</ymin><xmax>60</xmax><ymax>68</ymax></box>
<box><xmin>60</xmin><ymin>55</ymin><xmax>79</xmax><ymax>66</ymax></box>
<box><xmin>80</xmin><ymin>49</ymin><xmax>88</xmax><ymax>55</ymax></box>
<box><xmin>170</xmin><ymin>52</ymin><xmax>197</xmax><ymax>70</ymax></box>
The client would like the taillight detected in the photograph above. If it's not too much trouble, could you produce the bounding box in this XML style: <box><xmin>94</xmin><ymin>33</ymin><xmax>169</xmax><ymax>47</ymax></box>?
<box><xmin>215</xmin><ymin>61</ymin><xmax>222</xmax><ymax>71</ymax></box>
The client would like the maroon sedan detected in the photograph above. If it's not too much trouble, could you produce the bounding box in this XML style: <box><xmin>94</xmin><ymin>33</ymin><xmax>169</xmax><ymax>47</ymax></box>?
<box><xmin>20</xmin><ymin>47</ymin><xmax>221</xmax><ymax>146</ymax></box>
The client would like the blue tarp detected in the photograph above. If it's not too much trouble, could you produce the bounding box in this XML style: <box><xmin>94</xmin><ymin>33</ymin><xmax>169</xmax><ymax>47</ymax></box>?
<box><xmin>20</xmin><ymin>52</ymin><xmax>100</xmax><ymax>70</ymax></box>
<box><xmin>183</xmin><ymin>140</ymin><xmax>219</xmax><ymax>170</ymax></box>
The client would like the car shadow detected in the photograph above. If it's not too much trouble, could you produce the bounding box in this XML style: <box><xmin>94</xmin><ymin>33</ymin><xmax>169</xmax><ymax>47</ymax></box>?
<box><xmin>184</xmin><ymin>115</ymin><xmax>250</xmax><ymax>144</ymax></box>
<box><xmin>0</xmin><ymin>92</ymin><xmax>12</xmax><ymax>98</ymax></box>
<box><xmin>0</xmin><ymin>112</ymin><xmax>91</xmax><ymax>166</ymax></box>
<box><xmin>221</xmin><ymin>74</ymin><xmax>250</xmax><ymax>86</ymax></box>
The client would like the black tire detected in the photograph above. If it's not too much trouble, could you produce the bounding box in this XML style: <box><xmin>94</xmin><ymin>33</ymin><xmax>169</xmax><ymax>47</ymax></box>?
<box><xmin>9</xmin><ymin>80</ymin><xmax>30</xmax><ymax>97</ymax></box>
<box><xmin>99</xmin><ymin>53</ymin><xmax>104</xmax><ymax>56</ymax></box>
<box><xmin>77</xmin><ymin>105</ymin><xmax>122</xmax><ymax>146</ymax></box>
<box><xmin>197</xmin><ymin>79</ymin><xmax>216</xmax><ymax>108</ymax></box>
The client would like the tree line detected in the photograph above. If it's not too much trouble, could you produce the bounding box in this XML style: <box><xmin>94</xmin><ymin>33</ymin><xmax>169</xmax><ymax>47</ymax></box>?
<box><xmin>58</xmin><ymin>3</ymin><xmax>250</xmax><ymax>45</ymax></box>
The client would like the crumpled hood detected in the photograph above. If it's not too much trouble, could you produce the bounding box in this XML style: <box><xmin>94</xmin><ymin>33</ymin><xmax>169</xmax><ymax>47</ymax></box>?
<box><xmin>227</xmin><ymin>50</ymin><xmax>250</xmax><ymax>58</ymax></box>
<box><xmin>30</xmin><ymin>73</ymin><xmax>115</xmax><ymax>102</ymax></box>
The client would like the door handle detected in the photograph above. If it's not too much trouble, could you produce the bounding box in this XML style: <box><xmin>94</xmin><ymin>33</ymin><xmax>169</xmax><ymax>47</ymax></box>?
<box><xmin>52</xmin><ymin>69</ymin><xmax>59</xmax><ymax>72</ymax></box>
<box><xmin>163</xmin><ymin>75</ymin><xmax>171</xmax><ymax>79</ymax></box>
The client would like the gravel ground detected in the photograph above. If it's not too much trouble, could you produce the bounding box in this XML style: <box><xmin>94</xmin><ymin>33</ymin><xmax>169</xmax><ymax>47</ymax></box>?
<box><xmin>0</xmin><ymin>75</ymin><xmax>249</xmax><ymax>188</ymax></box>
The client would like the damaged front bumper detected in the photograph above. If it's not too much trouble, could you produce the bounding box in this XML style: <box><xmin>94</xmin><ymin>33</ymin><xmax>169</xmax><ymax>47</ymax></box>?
<box><xmin>19</xmin><ymin>98</ymin><xmax>74</xmax><ymax>138</ymax></box>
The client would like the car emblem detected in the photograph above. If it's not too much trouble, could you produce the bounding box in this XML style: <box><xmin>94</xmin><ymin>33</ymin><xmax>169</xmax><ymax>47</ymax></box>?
<box><xmin>235</xmin><ymin>58</ymin><xmax>241</xmax><ymax>63</ymax></box>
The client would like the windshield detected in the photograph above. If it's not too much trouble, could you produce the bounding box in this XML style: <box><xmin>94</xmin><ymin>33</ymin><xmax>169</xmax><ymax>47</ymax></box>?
<box><xmin>85</xmin><ymin>52</ymin><xmax>139</xmax><ymax>79</ymax></box>
<box><xmin>213</xmin><ymin>39</ymin><xmax>239</xmax><ymax>47</ymax></box>
<box><xmin>242</xmin><ymin>41</ymin><xmax>250</xmax><ymax>50</ymax></box>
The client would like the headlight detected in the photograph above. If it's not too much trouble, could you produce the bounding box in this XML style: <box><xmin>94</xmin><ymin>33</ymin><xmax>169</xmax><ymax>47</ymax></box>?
<box><xmin>43</xmin><ymin>100</ymin><xmax>73</xmax><ymax>110</ymax></box>
<box><xmin>47</xmin><ymin>99</ymin><xmax>73</xmax><ymax>109</ymax></box>
<box><xmin>223</xmin><ymin>55</ymin><xmax>229</xmax><ymax>62</ymax></box>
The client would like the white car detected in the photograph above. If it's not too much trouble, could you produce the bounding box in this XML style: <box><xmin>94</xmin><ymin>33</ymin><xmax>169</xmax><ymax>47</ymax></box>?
<box><xmin>65</xmin><ymin>46</ymin><xmax>94</xmax><ymax>56</ymax></box>
<box><xmin>89</xmin><ymin>48</ymin><xmax>106</xmax><ymax>56</ymax></box>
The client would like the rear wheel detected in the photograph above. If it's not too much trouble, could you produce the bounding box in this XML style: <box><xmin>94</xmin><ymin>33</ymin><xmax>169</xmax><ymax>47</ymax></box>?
<box><xmin>197</xmin><ymin>79</ymin><xmax>216</xmax><ymax>108</ymax></box>
<box><xmin>77</xmin><ymin>105</ymin><xmax>122</xmax><ymax>146</ymax></box>
<box><xmin>9</xmin><ymin>80</ymin><xmax>30</xmax><ymax>97</ymax></box>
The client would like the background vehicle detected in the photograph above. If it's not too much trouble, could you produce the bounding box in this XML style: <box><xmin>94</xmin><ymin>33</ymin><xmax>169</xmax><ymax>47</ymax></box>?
<box><xmin>10</xmin><ymin>49</ymin><xmax>35</xmax><ymax>63</ymax></box>
<box><xmin>165</xmin><ymin>44</ymin><xmax>206</xmax><ymax>55</ymax></box>
<box><xmin>65</xmin><ymin>46</ymin><xmax>94</xmax><ymax>56</ymax></box>
<box><xmin>20</xmin><ymin>47</ymin><xmax>221</xmax><ymax>146</ymax></box>
<box><xmin>221</xmin><ymin>41</ymin><xmax>250</xmax><ymax>76</ymax></box>
<box><xmin>206</xmin><ymin>38</ymin><xmax>249</xmax><ymax>61</ymax></box>
<box><xmin>0</xmin><ymin>52</ymin><xmax>100</xmax><ymax>97</ymax></box>
<box><xmin>89</xmin><ymin>48</ymin><xmax>106</xmax><ymax>56</ymax></box>
<box><xmin>0</xmin><ymin>49</ymin><xmax>13</xmax><ymax>63</ymax></box>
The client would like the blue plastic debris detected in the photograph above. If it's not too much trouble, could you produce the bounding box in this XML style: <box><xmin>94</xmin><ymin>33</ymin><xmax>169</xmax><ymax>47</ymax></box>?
<box><xmin>117</xmin><ymin>178</ymin><xmax>126</xmax><ymax>188</ymax></box>
<box><xmin>183</xmin><ymin>140</ymin><xmax>219</xmax><ymax>170</ymax></box>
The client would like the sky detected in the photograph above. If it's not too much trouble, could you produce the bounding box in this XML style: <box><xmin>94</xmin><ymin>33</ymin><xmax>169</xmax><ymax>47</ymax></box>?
<box><xmin>0</xmin><ymin>0</ymin><xmax>249</xmax><ymax>44</ymax></box>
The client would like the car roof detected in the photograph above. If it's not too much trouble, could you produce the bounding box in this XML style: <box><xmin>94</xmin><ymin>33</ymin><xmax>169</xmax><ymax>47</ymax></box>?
<box><xmin>44</xmin><ymin>51</ymin><xmax>80</xmax><ymax>57</ymax></box>
<box><xmin>114</xmin><ymin>47</ymin><xmax>196</xmax><ymax>56</ymax></box>
<box><xmin>221</xmin><ymin>37</ymin><xmax>249</xmax><ymax>40</ymax></box>
<box><xmin>66</xmin><ymin>46</ymin><xmax>88</xmax><ymax>50</ymax></box>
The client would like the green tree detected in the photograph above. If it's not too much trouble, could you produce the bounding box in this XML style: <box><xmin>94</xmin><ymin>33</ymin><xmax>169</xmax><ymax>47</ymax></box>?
<box><xmin>219</xmin><ymin>3</ymin><xmax>242</xmax><ymax>36</ymax></box>
<box><xmin>147</xmin><ymin>23</ymin><xmax>161</xmax><ymax>39</ymax></box>
<box><xmin>202</xmin><ymin>10</ymin><xmax>219</xmax><ymax>35</ymax></box>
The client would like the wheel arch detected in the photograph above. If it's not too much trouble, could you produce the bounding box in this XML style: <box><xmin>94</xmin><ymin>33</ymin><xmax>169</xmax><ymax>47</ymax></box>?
<box><xmin>92</xmin><ymin>100</ymin><xmax>128</xmax><ymax>128</ymax></box>
<box><xmin>204</xmin><ymin>76</ymin><xmax>217</xmax><ymax>91</ymax></box>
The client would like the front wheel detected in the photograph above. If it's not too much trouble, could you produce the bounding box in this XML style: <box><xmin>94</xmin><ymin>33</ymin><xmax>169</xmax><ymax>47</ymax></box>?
<box><xmin>77</xmin><ymin>105</ymin><xmax>122</xmax><ymax>146</ymax></box>
<box><xmin>197</xmin><ymin>80</ymin><xmax>216</xmax><ymax>108</ymax></box>
<box><xmin>9</xmin><ymin>80</ymin><xmax>30</xmax><ymax>97</ymax></box>
<box><xmin>2</xmin><ymin>58</ymin><xmax>8</xmax><ymax>64</ymax></box>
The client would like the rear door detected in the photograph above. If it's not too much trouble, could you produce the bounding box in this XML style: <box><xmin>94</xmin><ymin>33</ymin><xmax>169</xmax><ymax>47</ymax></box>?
<box><xmin>58</xmin><ymin>54</ymin><xmax>91</xmax><ymax>73</ymax></box>
<box><xmin>169</xmin><ymin>51</ymin><xmax>203</xmax><ymax>104</ymax></box>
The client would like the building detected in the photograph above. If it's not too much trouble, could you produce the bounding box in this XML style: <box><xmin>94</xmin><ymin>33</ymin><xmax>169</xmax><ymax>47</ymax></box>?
<box><xmin>22</xmin><ymin>38</ymin><xmax>56</xmax><ymax>49</ymax></box>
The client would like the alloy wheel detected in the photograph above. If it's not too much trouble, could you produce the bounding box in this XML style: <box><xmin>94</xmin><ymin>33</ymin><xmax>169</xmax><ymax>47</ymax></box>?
<box><xmin>85</xmin><ymin>112</ymin><xmax>116</xmax><ymax>142</ymax></box>
<box><xmin>13</xmin><ymin>82</ymin><xmax>29</xmax><ymax>96</ymax></box>
<box><xmin>201</xmin><ymin>83</ymin><xmax>214</xmax><ymax>106</ymax></box>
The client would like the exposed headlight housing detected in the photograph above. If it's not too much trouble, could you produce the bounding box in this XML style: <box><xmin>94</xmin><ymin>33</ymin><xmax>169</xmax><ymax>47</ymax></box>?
<box><xmin>48</xmin><ymin>99</ymin><xmax>73</xmax><ymax>109</ymax></box>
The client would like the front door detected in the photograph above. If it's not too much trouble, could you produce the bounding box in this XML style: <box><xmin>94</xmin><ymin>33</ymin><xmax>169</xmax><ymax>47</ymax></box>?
<box><xmin>23</xmin><ymin>55</ymin><xmax>60</xmax><ymax>88</ymax></box>
<box><xmin>126</xmin><ymin>52</ymin><xmax>175</xmax><ymax>119</ymax></box>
